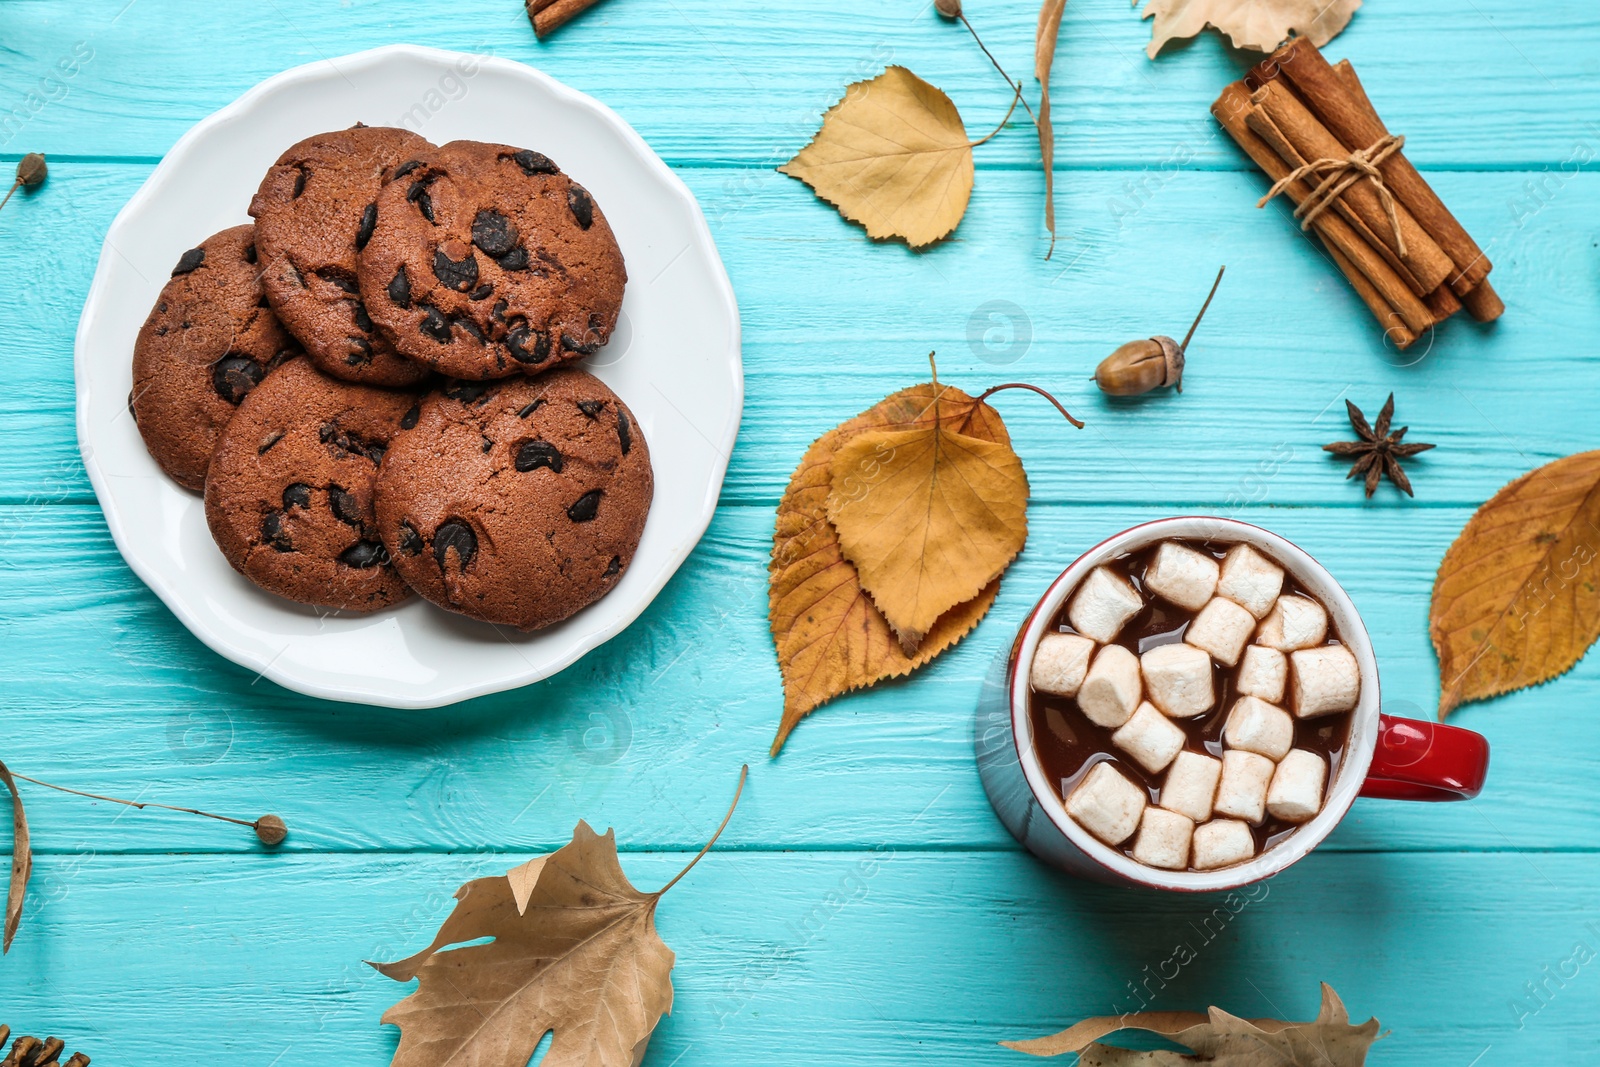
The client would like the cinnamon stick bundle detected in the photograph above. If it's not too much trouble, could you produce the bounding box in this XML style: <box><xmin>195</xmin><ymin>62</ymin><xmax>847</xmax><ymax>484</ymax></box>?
<box><xmin>1215</xmin><ymin>38</ymin><xmax>1503</xmax><ymax>346</ymax></box>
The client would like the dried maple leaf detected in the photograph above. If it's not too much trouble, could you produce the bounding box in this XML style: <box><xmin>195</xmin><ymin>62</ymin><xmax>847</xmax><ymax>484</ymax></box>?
<box><xmin>768</xmin><ymin>383</ymin><xmax>1008</xmax><ymax>754</ymax></box>
<box><xmin>374</xmin><ymin>770</ymin><xmax>745</xmax><ymax>1067</ymax></box>
<box><xmin>1036</xmin><ymin>0</ymin><xmax>1068</xmax><ymax>256</ymax></box>
<box><xmin>780</xmin><ymin>65</ymin><xmax>1015</xmax><ymax>249</ymax></box>
<box><xmin>826</xmin><ymin>370</ymin><xmax>1029</xmax><ymax>656</ymax></box>
<box><xmin>1137</xmin><ymin>0</ymin><xmax>1361</xmax><ymax>59</ymax></box>
<box><xmin>0</xmin><ymin>761</ymin><xmax>28</xmax><ymax>954</ymax></box>
<box><xmin>1004</xmin><ymin>983</ymin><xmax>1382</xmax><ymax>1065</ymax></box>
<box><xmin>1431</xmin><ymin>451</ymin><xmax>1600</xmax><ymax>718</ymax></box>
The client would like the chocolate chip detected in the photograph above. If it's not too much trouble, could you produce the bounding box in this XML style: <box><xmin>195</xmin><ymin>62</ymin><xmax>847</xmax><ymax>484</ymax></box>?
<box><xmin>481</xmin><ymin>435</ymin><xmax>493</xmax><ymax>453</ymax></box>
<box><xmin>356</xmin><ymin>202</ymin><xmax>377</xmax><ymax>250</ymax></box>
<box><xmin>258</xmin><ymin>430</ymin><xmax>283</xmax><ymax>455</ymax></box>
<box><xmin>576</xmin><ymin>399</ymin><xmax>605</xmax><ymax>418</ymax></box>
<box><xmin>347</xmin><ymin>336</ymin><xmax>373</xmax><ymax>365</ymax></box>
<box><xmin>397</xmin><ymin>521</ymin><xmax>423</xmax><ymax>556</ymax></box>
<box><xmin>387</xmin><ymin>265</ymin><xmax>411</xmax><ymax>308</ymax></box>
<box><xmin>567</xmin><ymin>185</ymin><xmax>594</xmax><ymax>229</ymax></box>
<box><xmin>511</xmin><ymin>149</ymin><xmax>559</xmax><ymax>176</ymax></box>
<box><xmin>505</xmin><ymin>325</ymin><xmax>549</xmax><ymax>365</ymax></box>
<box><xmin>291</xmin><ymin>168</ymin><xmax>307</xmax><ymax>198</ymax></box>
<box><xmin>566</xmin><ymin>490</ymin><xmax>602</xmax><ymax>523</ymax></box>
<box><xmin>394</xmin><ymin>159</ymin><xmax>424</xmax><ymax>178</ymax></box>
<box><xmin>495</xmin><ymin>247</ymin><xmax>529</xmax><ymax>272</ymax></box>
<box><xmin>617</xmin><ymin>406</ymin><xmax>632</xmax><ymax>455</ymax></box>
<box><xmin>212</xmin><ymin>356</ymin><xmax>264</xmax><ymax>405</ymax></box>
<box><xmin>420</xmin><ymin>304</ymin><xmax>451</xmax><ymax>343</ymax></box>
<box><xmin>282</xmin><ymin>483</ymin><xmax>312</xmax><ymax>509</ymax></box>
<box><xmin>491</xmin><ymin>299</ymin><xmax>509</xmax><ymax>324</ymax></box>
<box><xmin>453</xmin><ymin>314</ymin><xmax>485</xmax><ymax>341</ymax></box>
<box><xmin>127</xmin><ymin>389</ymin><xmax>138</xmax><ymax>424</ymax></box>
<box><xmin>517</xmin><ymin>399</ymin><xmax>546</xmax><ymax>418</ymax></box>
<box><xmin>400</xmin><ymin>402</ymin><xmax>420</xmax><ymax>430</ymax></box>
<box><xmin>469</xmin><ymin>283</ymin><xmax>493</xmax><ymax>301</ymax></box>
<box><xmin>562</xmin><ymin>332</ymin><xmax>600</xmax><ymax>356</ymax></box>
<box><xmin>351</xmin><ymin>301</ymin><xmax>373</xmax><ymax>333</ymax></box>
<box><xmin>433</xmin><ymin>519</ymin><xmax>477</xmax><ymax>571</ymax></box>
<box><xmin>320</xmin><ymin>271</ymin><xmax>359</xmax><ymax>294</ymax></box>
<box><xmin>433</xmin><ymin>247</ymin><xmax>479</xmax><ymax>292</ymax></box>
<box><xmin>328</xmin><ymin>485</ymin><xmax>363</xmax><ymax>525</ymax></box>
<box><xmin>471</xmin><ymin>209</ymin><xmax>519</xmax><ymax>258</ymax></box>
<box><xmin>515</xmin><ymin>440</ymin><xmax>564</xmax><ymax>473</ymax></box>
<box><xmin>407</xmin><ymin>181</ymin><xmax>435</xmax><ymax>222</ymax></box>
<box><xmin>604</xmin><ymin>555</ymin><xmax>621</xmax><ymax>577</ymax></box>
<box><xmin>172</xmin><ymin>247</ymin><xmax>205</xmax><ymax>276</ymax></box>
<box><xmin>261</xmin><ymin>512</ymin><xmax>292</xmax><ymax>552</ymax></box>
<box><xmin>339</xmin><ymin>541</ymin><xmax>388</xmax><ymax>568</ymax></box>
<box><xmin>444</xmin><ymin>380</ymin><xmax>495</xmax><ymax>405</ymax></box>
<box><xmin>243</xmin><ymin>243</ymin><xmax>257</xmax><ymax>264</ymax></box>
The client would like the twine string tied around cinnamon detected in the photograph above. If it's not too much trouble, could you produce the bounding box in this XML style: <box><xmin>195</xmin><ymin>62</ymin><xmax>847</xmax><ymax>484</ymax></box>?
<box><xmin>1258</xmin><ymin>134</ymin><xmax>1408</xmax><ymax>256</ymax></box>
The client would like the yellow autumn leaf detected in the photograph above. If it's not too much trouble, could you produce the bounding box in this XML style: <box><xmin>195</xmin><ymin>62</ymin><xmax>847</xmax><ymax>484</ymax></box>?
<box><xmin>768</xmin><ymin>383</ymin><xmax>1008</xmax><ymax>755</ymax></box>
<box><xmin>1431</xmin><ymin>451</ymin><xmax>1600</xmax><ymax>718</ymax></box>
<box><xmin>779</xmin><ymin>65</ymin><xmax>977</xmax><ymax>248</ymax></box>
<box><xmin>1137</xmin><ymin>0</ymin><xmax>1361</xmax><ymax>59</ymax></box>
<box><xmin>825</xmin><ymin>385</ymin><xmax>1028</xmax><ymax>656</ymax></box>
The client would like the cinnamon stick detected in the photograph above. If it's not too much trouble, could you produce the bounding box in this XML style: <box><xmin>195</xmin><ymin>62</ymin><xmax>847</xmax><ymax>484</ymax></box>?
<box><xmin>1261</xmin><ymin>39</ymin><xmax>1491</xmax><ymax>295</ymax></box>
<box><xmin>528</xmin><ymin>0</ymin><xmax>610</xmax><ymax>36</ymax></box>
<box><xmin>1423</xmin><ymin>283</ymin><xmax>1462</xmax><ymax>324</ymax></box>
<box><xmin>1249</xmin><ymin>80</ymin><xmax>1457</xmax><ymax>296</ymax></box>
<box><xmin>1460</xmin><ymin>281</ymin><xmax>1506</xmax><ymax>322</ymax></box>
<box><xmin>1213</xmin><ymin>84</ymin><xmax>1429</xmax><ymax>341</ymax></box>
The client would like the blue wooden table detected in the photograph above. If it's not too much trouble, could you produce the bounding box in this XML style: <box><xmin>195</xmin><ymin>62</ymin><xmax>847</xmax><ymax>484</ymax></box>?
<box><xmin>2</xmin><ymin>1</ymin><xmax>1598</xmax><ymax>1062</ymax></box>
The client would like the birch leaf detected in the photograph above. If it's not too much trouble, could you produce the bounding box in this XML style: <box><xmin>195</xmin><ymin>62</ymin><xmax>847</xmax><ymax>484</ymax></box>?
<box><xmin>0</xmin><ymin>761</ymin><xmax>28</xmax><ymax>954</ymax></box>
<box><xmin>1004</xmin><ymin>983</ymin><xmax>1382</xmax><ymax>1065</ymax></box>
<box><xmin>1431</xmin><ymin>451</ymin><xmax>1600</xmax><ymax>718</ymax></box>
<box><xmin>780</xmin><ymin>65</ymin><xmax>974</xmax><ymax>248</ymax></box>
<box><xmin>826</xmin><ymin>385</ymin><xmax>1028</xmax><ymax>656</ymax></box>
<box><xmin>1137</xmin><ymin>0</ymin><xmax>1361</xmax><ymax>59</ymax></box>
<box><xmin>768</xmin><ymin>383</ymin><xmax>1008</xmax><ymax>754</ymax></box>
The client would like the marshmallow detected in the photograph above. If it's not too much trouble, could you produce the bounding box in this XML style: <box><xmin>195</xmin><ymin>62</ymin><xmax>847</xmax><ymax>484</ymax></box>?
<box><xmin>1192</xmin><ymin>819</ymin><xmax>1256</xmax><ymax>870</ymax></box>
<box><xmin>1236</xmin><ymin>645</ymin><xmax>1287</xmax><ymax>703</ymax></box>
<box><xmin>1289</xmin><ymin>644</ymin><xmax>1361</xmax><ymax>718</ymax></box>
<box><xmin>1112</xmin><ymin>702</ymin><xmax>1186</xmax><ymax>774</ymax></box>
<box><xmin>1161</xmin><ymin>751</ymin><xmax>1223</xmax><ymax>822</ymax></box>
<box><xmin>1214</xmin><ymin>749</ymin><xmax>1275</xmax><ymax>824</ymax></box>
<box><xmin>1256</xmin><ymin>594</ymin><xmax>1329</xmax><ymax>651</ymax></box>
<box><xmin>1217</xmin><ymin>543</ymin><xmax>1285</xmax><ymax>619</ymax></box>
<box><xmin>1266</xmin><ymin>749</ymin><xmax>1328</xmax><ymax>824</ymax></box>
<box><xmin>1077</xmin><ymin>644</ymin><xmax>1142</xmax><ymax>728</ymax></box>
<box><xmin>1065</xmin><ymin>761</ymin><xmax>1147</xmax><ymax>846</ymax></box>
<box><xmin>1031</xmin><ymin>632</ymin><xmax>1095</xmax><ymax>697</ymax></box>
<box><xmin>1132</xmin><ymin>806</ymin><xmax>1194</xmax><ymax>870</ymax></box>
<box><xmin>1222</xmin><ymin>696</ymin><xmax>1295</xmax><ymax>761</ymax></box>
<box><xmin>1143</xmin><ymin>542</ymin><xmax>1220</xmax><ymax>611</ymax></box>
<box><xmin>1184</xmin><ymin>596</ymin><xmax>1256</xmax><ymax>667</ymax></box>
<box><xmin>1140</xmin><ymin>642</ymin><xmax>1215</xmax><ymax>718</ymax></box>
<box><xmin>1067</xmin><ymin>567</ymin><xmax>1144</xmax><ymax>643</ymax></box>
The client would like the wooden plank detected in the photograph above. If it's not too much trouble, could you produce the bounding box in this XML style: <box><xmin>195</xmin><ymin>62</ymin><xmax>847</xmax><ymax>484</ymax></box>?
<box><xmin>1</xmin><ymin>0</ymin><xmax>1595</xmax><ymax>167</ymax></box>
<box><xmin>0</xmin><ymin>850</ymin><xmax>1594</xmax><ymax>1063</ymax></box>
<box><xmin>0</xmin><ymin>503</ymin><xmax>1589</xmax><ymax>854</ymax></box>
<box><xmin>1</xmin><ymin>166</ymin><xmax>1594</xmax><ymax>508</ymax></box>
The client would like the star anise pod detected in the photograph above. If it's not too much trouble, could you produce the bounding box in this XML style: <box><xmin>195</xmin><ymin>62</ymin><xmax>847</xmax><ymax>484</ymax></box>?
<box><xmin>1323</xmin><ymin>393</ymin><xmax>1435</xmax><ymax>498</ymax></box>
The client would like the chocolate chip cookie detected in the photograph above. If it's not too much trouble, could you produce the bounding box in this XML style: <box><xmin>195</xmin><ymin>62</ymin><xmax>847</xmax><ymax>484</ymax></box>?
<box><xmin>205</xmin><ymin>357</ymin><xmax>418</xmax><ymax>611</ymax></box>
<box><xmin>358</xmin><ymin>141</ymin><xmax>627</xmax><ymax>381</ymax></box>
<box><xmin>374</xmin><ymin>368</ymin><xmax>651</xmax><ymax>629</ymax></box>
<box><xmin>250</xmin><ymin>125</ymin><xmax>434</xmax><ymax>387</ymax></box>
<box><xmin>132</xmin><ymin>225</ymin><xmax>299</xmax><ymax>490</ymax></box>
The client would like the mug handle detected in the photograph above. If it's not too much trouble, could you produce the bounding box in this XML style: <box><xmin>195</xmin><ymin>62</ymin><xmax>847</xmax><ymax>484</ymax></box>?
<box><xmin>1358</xmin><ymin>714</ymin><xmax>1489</xmax><ymax>801</ymax></box>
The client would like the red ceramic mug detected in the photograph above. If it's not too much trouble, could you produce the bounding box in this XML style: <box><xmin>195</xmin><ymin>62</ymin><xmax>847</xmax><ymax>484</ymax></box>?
<box><xmin>974</xmin><ymin>517</ymin><xmax>1489</xmax><ymax>891</ymax></box>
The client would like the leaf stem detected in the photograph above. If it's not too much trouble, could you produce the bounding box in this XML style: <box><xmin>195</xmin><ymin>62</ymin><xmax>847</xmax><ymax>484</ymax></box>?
<box><xmin>974</xmin><ymin>382</ymin><xmax>1085</xmax><ymax>428</ymax></box>
<box><xmin>969</xmin><ymin>82</ymin><xmax>1023</xmax><ymax>149</ymax></box>
<box><xmin>8</xmin><ymin>772</ymin><xmax>258</xmax><ymax>829</ymax></box>
<box><xmin>0</xmin><ymin>179</ymin><xmax>19</xmax><ymax>215</ymax></box>
<box><xmin>1178</xmin><ymin>265</ymin><xmax>1226</xmax><ymax>354</ymax></box>
<box><xmin>959</xmin><ymin>13</ymin><xmax>1039</xmax><ymax>124</ymax></box>
<box><xmin>654</xmin><ymin>765</ymin><xmax>748</xmax><ymax>898</ymax></box>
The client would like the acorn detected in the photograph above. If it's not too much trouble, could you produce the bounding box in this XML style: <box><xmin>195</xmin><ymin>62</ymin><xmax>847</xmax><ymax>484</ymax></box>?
<box><xmin>1094</xmin><ymin>265</ymin><xmax>1224</xmax><ymax>397</ymax></box>
<box><xmin>254</xmin><ymin>814</ymin><xmax>288</xmax><ymax>846</ymax></box>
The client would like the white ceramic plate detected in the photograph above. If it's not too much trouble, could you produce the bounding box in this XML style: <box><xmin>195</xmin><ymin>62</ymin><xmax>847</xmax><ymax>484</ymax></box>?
<box><xmin>75</xmin><ymin>45</ymin><xmax>742</xmax><ymax>708</ymax></box>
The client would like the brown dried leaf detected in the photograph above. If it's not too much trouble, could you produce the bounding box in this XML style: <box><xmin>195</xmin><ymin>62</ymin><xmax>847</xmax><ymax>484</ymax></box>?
<box><xmin>1136</xmin><ymin>0</ymin><xmax>1360</xmax><ymax>58</ymax></box>
<box><xmin>374</xmin><ymin>823</ymin><xmax>674</xmax><ymax>1067</ymax></box>
<box><xmin>826</xmin><ymin>385</ymin><xmax>1028</xmax><ymax>656</ymax></box>
<box><xmin>779</xmin><ymin>66</ymin><xmax>974</xmax><ymax>248</ymax></box>
<box><xmin>1035</xmin><ymin>0</ymin><xmax>1068</xmax><ymax>255</ymax></box>
<box><xmin>0</xmin><ymin>761</ymin><xmax>28</xmax><ymax>954</ymax></box>
<box><xmin>1431</xmin><ymin>451</ymin><xmax>1600</xmax><ymax>717</ymax></box>
<box><xmin>1004</xmin><ymin>983</ymin><xmax>1381</xmax><ymax>1065</ymax></box>
<box><xmin>768</xmin><ymin>383</ymin><xmax>1009</xmax><ymax>754</ymax></box>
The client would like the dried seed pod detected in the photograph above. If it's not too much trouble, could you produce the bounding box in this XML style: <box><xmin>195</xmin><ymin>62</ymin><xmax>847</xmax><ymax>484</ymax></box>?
<box><xmin>16</xmin><ymin>153</ymin><xmax>46</xmax><ymax>188</ymax></box>
<box><xmin>1094</xmin><ymin>266</ymin><xmax>1224</xmax><ymax>398</ymax></box>
<box><xmin>254</xmin><ymin>814</ymin><xmax>288</xmax><ymax>846</ymax></box>
<box><xmin>935</xmin><ymin>0</ymin><xmax>962</xmax><ymax>17</ymax></box>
